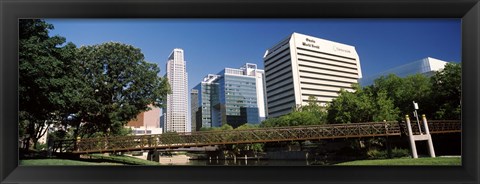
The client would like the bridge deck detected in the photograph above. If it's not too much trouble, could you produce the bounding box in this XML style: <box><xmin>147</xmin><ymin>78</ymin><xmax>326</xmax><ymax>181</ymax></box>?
<box><xmin>53</xmin><ymin>120</ymin><xmax>460</xmax><ymax>154</ymax></box>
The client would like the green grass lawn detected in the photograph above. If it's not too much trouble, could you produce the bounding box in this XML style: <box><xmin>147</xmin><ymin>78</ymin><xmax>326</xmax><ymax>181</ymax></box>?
<box><xmin>20</xmin><ymin>154</ymin><xmax>161</xmax><ymax>166</ymax></box>
<box><xmin>20</xmin><ymin>159</ymin><xmax>120</xmax><ymax>166</ymax></box>
<box><xmin>88</xmin><ymin>154</ymin><xmax>161</xmax><ymax>165</ymax></box>
<box><xmin>335</xmin><ymin>156</ymin><xmax>461</xmax><ymax>166</ymax></box>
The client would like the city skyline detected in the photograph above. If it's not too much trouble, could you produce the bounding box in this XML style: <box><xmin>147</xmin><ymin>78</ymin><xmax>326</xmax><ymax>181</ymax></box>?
<box><xmin>45</xmin><ymin>19</ymin><xmax>461</xmax><ymax>91</ymax></box>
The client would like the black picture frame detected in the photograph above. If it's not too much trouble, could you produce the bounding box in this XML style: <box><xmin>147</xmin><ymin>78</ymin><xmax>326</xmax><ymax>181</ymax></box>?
<box><xmin>1</xmin><ymin>0</ymin><xmax>479</xmax><ymax>184</ymax></box>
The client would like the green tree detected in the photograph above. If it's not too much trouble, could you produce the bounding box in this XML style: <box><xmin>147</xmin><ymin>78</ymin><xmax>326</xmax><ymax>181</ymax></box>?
<box><xmin>75</xmin><ymin>42</ymin><xmax>170</xmax><ymax>137</ymax></box>
<box><xmin>327</xmin><ymin>87</ymin><xmax>371</xmax><ymax>124</ymax></box>
<box><xmin>261</xmin><ymin>96</ymin><xmax>327</xmax><ymax>127</ymax></box>
<box><xmin>370</xmin><ymin>74</ymin><xmax>432</xmax><ymax>120</ymax></box>
<box><xmin>430</xmin><ymin>63</ymin><xmax>461</xmax><ymax>119</ymax></box>
<box><xmin>327</xmin><ymin>84</ymin><xmax>398</xmax><ymax>124</ymax></box>
<box><xmin>325</xmin><ymin>85</ymin><xmax>399</xmax><ymax>157</ymax></box>
<box><xmin>218</xmin><ymin>124</ymin><xmax>234</xmax><ymax>131</ymax></box>
<box><xmin>372</xmin><ymin>90</ymin><xmax>400</xmax><ymax>121</ymax></box>
<box><xmin>366</xmin><ymin>65</ymin><xmax>460</xmax><ymax>120</ymax></box>
<box><xmin>234</xmin><ymin>124</ymin><xmax>264</xmax><ymax>153</ymax></box>
<box><xmin>19</xmin><ymin>19</ymin><xmax>78</xmax><ymax>150</ymax></box>
<box><xmin>235</xmin><ymin>123</ymin><xmax>259</xmax><ymax>129</ymax></box>
<box><xmin>199</xmin><ymin>124</ymin><xmax>234</xmax><ymax>131</ymax></box>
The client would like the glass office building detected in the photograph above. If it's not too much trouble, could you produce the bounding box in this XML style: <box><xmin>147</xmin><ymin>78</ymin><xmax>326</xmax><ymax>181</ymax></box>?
<box><xmin>192</xmin><ymin>74</ymin><xmax>220</xmax><ymax>131</ymax></box>
<box><xmin>360</xmin><ymin>57</ymin><xmax>449</xmax><ymax>86</ymax></box>
<box><xmin>192</xmin><ymin>63</ymin><xmax>267</xmax><ymax>129</ymax></box>
<box><xmin>217</xmin><ymin>68</ymin><xmax>259</xmax><ymax>127</ymax></box>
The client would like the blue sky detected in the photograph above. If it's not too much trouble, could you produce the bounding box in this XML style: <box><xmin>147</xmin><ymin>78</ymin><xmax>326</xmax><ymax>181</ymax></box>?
<box><xmin>46</xmin><ymin>19</ymin><xmax>461</xmax><ymax>91</ymax></box>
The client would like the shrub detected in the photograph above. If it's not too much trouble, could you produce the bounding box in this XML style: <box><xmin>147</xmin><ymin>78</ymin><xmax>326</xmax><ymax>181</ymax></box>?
<box><xmin>367</xmin><ymin>148</ymin><xmax>410</xmax><ymax>159</ymax></box>
<box><xmin>390</xmin><ymin>148</ymin><xmax>410</xmax><ymax>158</ymax></box>
<box><xmin>34</xmin><ymin>143</ymin><xmax>47</xmax><ymax>151</ymax></box>
<box><xmin>367</xmin><ymin>149</ymin><xmax>387</xmax><ymax>159</ymax></box>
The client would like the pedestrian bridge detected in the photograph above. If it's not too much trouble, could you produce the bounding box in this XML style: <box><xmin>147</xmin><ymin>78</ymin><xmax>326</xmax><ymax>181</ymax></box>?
<box><xmin>53</xmin><ymin>120</ymin><xmax>460</xmax><ymax>154</ymax></box>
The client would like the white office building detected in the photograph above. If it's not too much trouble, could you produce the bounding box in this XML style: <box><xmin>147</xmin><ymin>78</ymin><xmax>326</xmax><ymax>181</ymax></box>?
<box><xmin>162</xmin><ymin>48</ymin><xmax>189</xmax><ymax>133</ymax></box>
<box><xmin>263</xmin><ymin>32</ymin><xmax>362</xmax><ymax>118</ymax></box>
<box><xmin>360</xmin><ymin>57</ymin><xmax>449</xmax><ymax>86</ymax></box>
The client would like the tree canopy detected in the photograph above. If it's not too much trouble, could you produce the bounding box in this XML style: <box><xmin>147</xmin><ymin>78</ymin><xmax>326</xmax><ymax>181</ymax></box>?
<box><xmin>75</xmin><ymin>42</ymin><xmax>170</xmax><ymax>137</ymax></box>
<box><xmin>368</xmin><ymin>74</ymin><xmax>433</xmax><ymax>120</ymax></box>
<box><xmin>19</xmin><ymin>19</ymin><xmax>78</xmax><ymax>149</ymax></box>
<box><xmin>199</xmin><ymin>124</ymin><xmax>234</xmax><ymax>131</ymax></box>
<box><xmin>327</xmin><ymin>84</ymin><xmax>399</xmax><ymax>124</ymax></box>
<box><xmin>430</xmin><ymin>63</ymin><xmax>461</xmax><ymax>119</ymax></box>
<box><xmin>327</xmin><ymin>63</ymin><xmax>461</xmax><ymax>123</ymax></box>
<box><xmin>261</xmin><ymin>96</ymin><xmax>327</xmax><ymax>127</ymax></box>
<box><xmin>19</xmin><ymin>19</ymin><xmax>171</xmax><ymax>151</ymax></box>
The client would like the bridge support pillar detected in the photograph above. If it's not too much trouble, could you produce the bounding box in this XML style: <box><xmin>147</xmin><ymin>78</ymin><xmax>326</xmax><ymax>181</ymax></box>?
<box><xmin>405</xmin><ymin>115</ymin><xmax>436</xmax><ymax>159</ymax></box>
<box><xmin>147</xmin><ymin>150</ymin><xmax>160</xmax><ymax>162</ymax></box>
<box><xmin>406</xmin><ymin>115</ymin><xmax>418</xmax><ymax>158</ymax></box>
<box><xmin>422</xmin><ymin>115</ymin><xmax>436</xmax><ymax>157</ymax></box>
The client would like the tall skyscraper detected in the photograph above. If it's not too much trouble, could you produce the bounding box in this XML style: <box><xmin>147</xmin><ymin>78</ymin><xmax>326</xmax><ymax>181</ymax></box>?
<box><xmin>263</xmin><ymin>32</ymin><xmax>362</xmax><ymax>118</ymax></box>
<box><xmin>162</xmin><ymin>48</ymin><xmax>189</xmax><ymax>133</ymax></box>
<box><xmin>192</xmin><ymin>63</ymin><xmax>267</xmax><ymax>129</ymax></box>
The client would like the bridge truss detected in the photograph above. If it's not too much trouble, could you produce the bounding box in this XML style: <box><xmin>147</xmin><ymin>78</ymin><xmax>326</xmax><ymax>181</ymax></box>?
<box><xmin>53</xmin><ymin>120</ymin><xmax>460</xmax><ymax>154</ymax></box>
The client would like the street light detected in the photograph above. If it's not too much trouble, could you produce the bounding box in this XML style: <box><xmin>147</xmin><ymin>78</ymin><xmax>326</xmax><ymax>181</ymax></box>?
<box><xmin>412</xmin><ymin>101</ymin><xmax>422</xmax><ymax>134</ymax></box>
<box><xmin>67</xmin><ymin>114</ymin><xmax>75</xmax><ymax>121</ymax></box>
<box><xmin>66</xmin><ymin>113</ymin><xmax>79</xmax><ymax>151</ymax></box>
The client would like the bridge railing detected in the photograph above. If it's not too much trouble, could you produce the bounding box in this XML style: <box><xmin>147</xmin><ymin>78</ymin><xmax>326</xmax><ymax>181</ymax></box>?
<box><xmin>72</xmin><ymin>121</ymin><xmax>401</xmax><ymax>153</ymax></box>
<box><xmin>398</xmin><ymin>120</ymin><xmax>461</xmax><ymax>135</ymax></box>
<box><xmin>53</xmin><ymin>120</ymin><xmax>460</xmax><ymax>154</ymax></box>
<box><xmin>52</xmin><ymin>139</ymin><xmax>75</xmax><ymax>153</ymax></box>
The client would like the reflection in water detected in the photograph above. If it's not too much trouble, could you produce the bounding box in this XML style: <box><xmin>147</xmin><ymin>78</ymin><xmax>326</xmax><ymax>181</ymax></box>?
<box><xmin>159</xmin><ymin>159</ymin><xmax>314</xmax><ymax>166</ymax></box>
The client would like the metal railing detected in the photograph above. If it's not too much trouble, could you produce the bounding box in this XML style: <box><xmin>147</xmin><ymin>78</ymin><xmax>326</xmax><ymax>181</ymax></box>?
<box><xmin>53</xmin><ymin>120</ymin><xmax>460</xmax><ymax>154</ymax></box>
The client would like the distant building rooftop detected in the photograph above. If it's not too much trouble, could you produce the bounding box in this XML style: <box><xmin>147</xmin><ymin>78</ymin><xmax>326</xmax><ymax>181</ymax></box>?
<box><xmin>360</xmin><ymin>57</ymin><xmax>449</xmax><ymax>86</ymax></box>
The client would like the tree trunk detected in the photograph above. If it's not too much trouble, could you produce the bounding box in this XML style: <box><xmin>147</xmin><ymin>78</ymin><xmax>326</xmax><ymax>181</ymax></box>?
<box><xmin>24</xmin><ymin>137</ymin><xmax>31</xmax><ymax>151</ymax></box>
<box><xmin>32</xmin><ymin>137</ymin><xmax>39</xmax><ymax>150</ymax></box>
<box><xmin>32</xmin><ymin>120</ymin><xmax>48</xmax><ymax>151</ymax></box>
<box><xmin>26</xmin><ymin>121</ymin><xmax>36</xmax><ymax>151</ymax></box>
<box><xmin>73</xmin><ymin>123</ymin><xmax>81</xmax><ymax>150</ymax></box>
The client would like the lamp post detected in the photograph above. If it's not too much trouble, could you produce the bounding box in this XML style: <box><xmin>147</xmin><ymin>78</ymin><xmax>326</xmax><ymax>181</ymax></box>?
<box><xmin>412</xmin><ymin>101</ymin><xmax>422</xmax><ymax>134</ymax></box>
<box><xmin>67</xmin><ymin>113</ymin><xmax>81</xmax><ymax>152</ymax></box>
